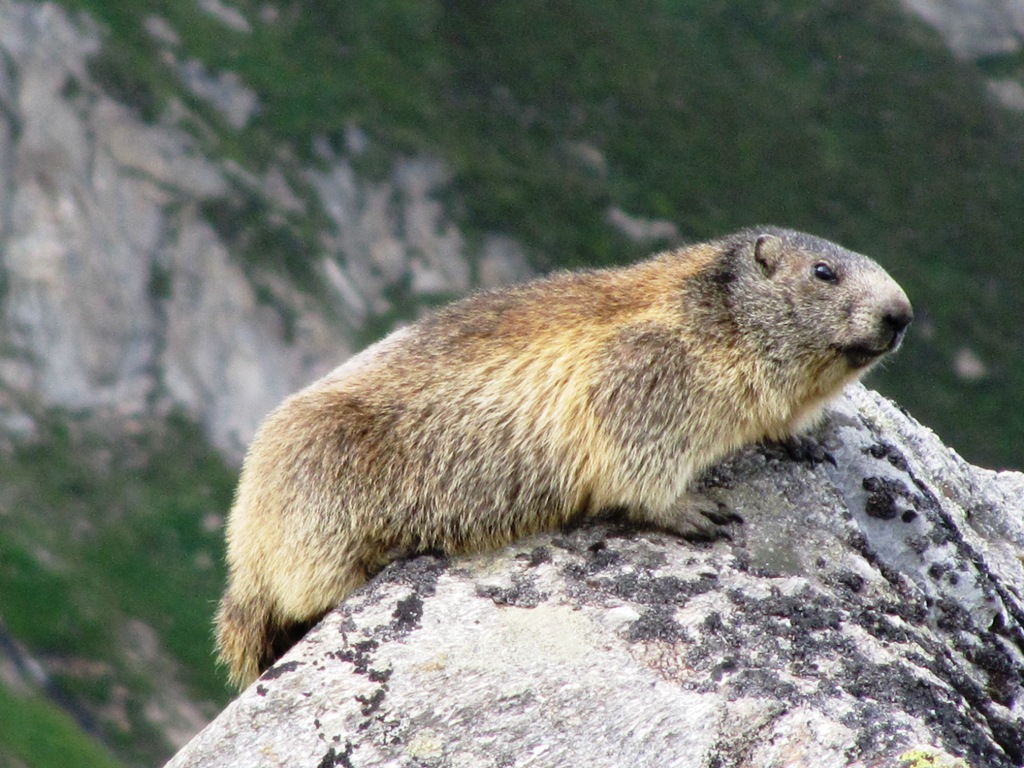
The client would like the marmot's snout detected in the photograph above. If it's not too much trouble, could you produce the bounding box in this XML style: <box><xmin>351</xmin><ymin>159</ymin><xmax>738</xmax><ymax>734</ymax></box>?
<box><xmin>841</xmin><ymin>283</ymin><xmax>912</xmax><ymax>369</ymax></box>
<box><xmin>880</xmin><ymin>295</ymin><xmax>913</xmax><ymax>352</ymax></box>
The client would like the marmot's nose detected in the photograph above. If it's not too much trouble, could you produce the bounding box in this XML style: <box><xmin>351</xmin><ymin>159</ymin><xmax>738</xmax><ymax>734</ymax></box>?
<box><xmin>883</xmin><ymin>301</ymin><xmax>913</xmax><ymax>335</ymax></box>
<box><xmin>881</xmin><ymin>298</ymin><xmax>913</xmax><ymax>349</ymax></box>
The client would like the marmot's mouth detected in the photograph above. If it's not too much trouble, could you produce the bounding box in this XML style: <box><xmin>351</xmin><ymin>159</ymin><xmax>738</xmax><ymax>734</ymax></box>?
<box><xmin>842</xmin><ymin>344</ymin><xmax>887</xmax><ymax>369</ymax></box>
<box><xmin>841</xmin><ymin>327</ymin><xmax>906</xmax><ymax>369</ymax></box>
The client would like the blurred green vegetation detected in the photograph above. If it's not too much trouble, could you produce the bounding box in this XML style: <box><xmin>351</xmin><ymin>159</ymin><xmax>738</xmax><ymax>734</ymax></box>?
<box><xmin>0</xmin><ymin>411</ymin><xmax>234</xmax><ymax>764</ymax></box>
<box><xmin>0</xmin><ymin>682</ymin><xmax>124</xmax><ymax>768</ymax></box>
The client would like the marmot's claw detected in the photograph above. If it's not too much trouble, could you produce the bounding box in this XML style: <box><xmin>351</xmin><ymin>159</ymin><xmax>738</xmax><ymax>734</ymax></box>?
<box><xmin>681</xmin><ymin>524</ymin><xmax>733</xmax><ymax>543</ymax></box>
<box><xmin>700</xmin><ymin>504</ymin><xmax>743</xmax><ymax>527</ymax></box>
<box><xmin>655</xmin><ymin>496</ymin><xmax>743</xmax><ymax>543</ymax></box>
<box><xmin>766</xmin><ymin>435</ymin><xmax>835</xmax><ymax>466</ymax></box>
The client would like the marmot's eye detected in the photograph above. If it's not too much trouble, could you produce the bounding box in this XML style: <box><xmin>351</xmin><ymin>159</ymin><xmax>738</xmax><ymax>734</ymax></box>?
<box><xmin>813</xmin><ymin>262</ymin><xmax>837</xmax><ymax>282</ymax></box>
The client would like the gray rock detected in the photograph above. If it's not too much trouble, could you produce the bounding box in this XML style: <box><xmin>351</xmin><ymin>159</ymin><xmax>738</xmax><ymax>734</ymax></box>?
<box><xmin>0</xmin><ymin>1</ymin><xmax>346</xmax><ymax>458</ymax></box>
<box><xmin>900</xmin><ymin>0</ymin><xmax>1024</xmax><ymax>59</ymax></box>
<box><xmin>196</xmin><ymin>0</ymin><xmax>251</xmax><ymax>34</ymax></box>
<box><xmin>605</xmin><ymin>205</ymin><xmax>681</xmax><ymax>244</ymax></box>
<box><xmin>989</xmin><ymin>78</ymin><xmax>1024</xmax><ymax>112</ymax></box>
<box><xmin>165</xmin><ymin>385</ymin><xmax>1024</xmax><ymax>768</ymax></box>
<box><xmin>175</xmin><ymin>58</ymin><xmax>259</xmax><ymax>130</ymax></box>
<box><xmin>311</xmin><ymin>155</ymin><xmax>470</xmax><ymax>314</ymax></box>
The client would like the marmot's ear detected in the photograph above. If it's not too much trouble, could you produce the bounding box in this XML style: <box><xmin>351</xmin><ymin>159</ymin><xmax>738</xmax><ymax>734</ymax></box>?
<box><xmin>753</xmin><ymin>234</ymin><xmax>784</xmax><ymax>277</ymax></box>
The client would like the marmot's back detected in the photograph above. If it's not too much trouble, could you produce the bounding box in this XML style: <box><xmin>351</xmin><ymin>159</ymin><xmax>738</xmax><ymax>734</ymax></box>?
<box><xmin>216</xmin><ymin>227</ymin><xmax>912</xmax><ymax>687</ymax></box>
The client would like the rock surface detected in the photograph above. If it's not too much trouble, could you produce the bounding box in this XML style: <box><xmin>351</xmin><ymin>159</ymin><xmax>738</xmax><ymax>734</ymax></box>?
<box><xmin>165</xmin><ymin>385</ymin><xmax>1024</xmax><ymax>768</ymax></box>
<box><xmin>899</xmin><ymin>0</ymin><xmax>1024</xmax><ymax>59</ymax></box>
<box><xmin>899</xmin><ymin>0</ymin><xmax>1024</xmax><ymax>112</ymax></box>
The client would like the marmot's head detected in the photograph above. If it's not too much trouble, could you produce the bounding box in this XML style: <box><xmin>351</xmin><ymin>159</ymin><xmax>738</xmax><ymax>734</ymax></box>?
<box><xmin>707</xmin><ymin>227</ymin><xmax>913</xmax><ymax>377</ymax></box>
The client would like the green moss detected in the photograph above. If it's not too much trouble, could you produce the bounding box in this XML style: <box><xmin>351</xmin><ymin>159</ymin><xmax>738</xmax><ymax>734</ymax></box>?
<box><xmin>976</xmin><ymin>50</ymin><xmax>1024</xmax><ymax>80</ymax></box>
<box><xmin>87</xmin><ymin>45</ymin><xmax>163</xmax><ymax>123</ymax></box>
<box><xmin>148</xmin><ymin>262</ymin><xmax>173</xmax><ymax>301</ymax></box>
<box><xmin>899</xmin><ymin>746</ymin><xmax>971</xmax><ymax>768</ymax></box>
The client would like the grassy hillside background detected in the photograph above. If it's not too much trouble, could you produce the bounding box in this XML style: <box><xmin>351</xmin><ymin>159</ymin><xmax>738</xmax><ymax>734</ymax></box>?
<box><xmin>74</xmin><ymin>0</ymin><xmax>1023</xmax><ymax>469</ymax></box>
<box><xmin>2</xmin><ymin>1</ymin><xmax>1021</xmax><ymax>765</ymax></box>
<box><xmin>0</xmin><ymin>412</ymin><xmax>234</xmax><ymax>766</ymax></box>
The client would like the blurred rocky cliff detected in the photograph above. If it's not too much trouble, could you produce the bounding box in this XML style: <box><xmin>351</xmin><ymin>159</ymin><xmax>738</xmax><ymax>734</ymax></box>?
<box><xmin>0</xmin><ymin>1</ymin><xmax>529</xmax><ymax>460</ymax></box>
<box><xmin>0</xmin><ymin>3</ymin><xmax>530</xmax><ymax>764</ymax></box>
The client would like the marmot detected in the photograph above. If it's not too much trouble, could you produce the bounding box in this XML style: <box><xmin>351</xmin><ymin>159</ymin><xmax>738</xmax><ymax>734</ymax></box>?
<box><xmin>216</xmin><ymin>227</ymin><xmax>912</xmax><ymax>688</ymax></box>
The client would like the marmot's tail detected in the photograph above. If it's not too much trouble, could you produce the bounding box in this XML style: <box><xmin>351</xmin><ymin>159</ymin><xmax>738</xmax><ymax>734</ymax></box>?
<box><xmin>215</xmin><ymin>589</ymin><xmax>272</xmax><ymax>689</ymax></box>
<box><xmin>216</xmin><ymin>589</ymin><xmax>324</xmax><ymax>689</ymax></box>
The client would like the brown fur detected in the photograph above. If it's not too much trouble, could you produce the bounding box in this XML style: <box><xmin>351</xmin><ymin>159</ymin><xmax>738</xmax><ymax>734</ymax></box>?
<box><xmin>216</xmin><ymin>227</ymin><xmax>912</xmax><ymax>687</ymax></box>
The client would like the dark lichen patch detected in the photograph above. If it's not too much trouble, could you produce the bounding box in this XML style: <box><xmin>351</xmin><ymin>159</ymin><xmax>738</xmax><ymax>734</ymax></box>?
<box><xmin>827</xmin><ymin>569</ymin><xmax>866</xmax><ymax>593</ymax></box>
<box><xmin>390</xmin><ymin>593</ymin><xmax>424</xmax><ymax>635</ymax></box>
<box><xmin>897</xmin><ymin>466</ymin><xmax>1024</xmax><ymax>656</ymax></box>
<box><xmin>906</xmin><ymin>535</ymin><xmax>931</xmax><ymax>555</ymax></box>
<box><xmin>850</xmin><ymin>607</ymin><xmax>910</xmax><ymax>644</ymax></box>
<box><xmin>866</xmin><ymin>443</ymin><xmax>888</xmax><ymax>460</ymax></box>
<box><xmin>625</xmin><ymin>607</ymin><xmax>684</xmax><ymax>644</ymax></box>
<box><xmin>517</xmin><ymin>546</ymin><xmax>552</xmax><ymax>567</ymax></box>
<box><xmin>863</xmin><ymin>441</ymin><xmax>911</xmax><ymax>473</ymax></box>
<box><xmin>708</xmin><ymin>655</ymin><xmax>738</xmax><ymax>682</ymax></box>
<box><xmin>840</xmin><ymin>700</ymin><xmax>912</xmax><ymax>763</ymax></box>
<box><xmin>316</xmin><ymin>742</ymin><xmax>355</xmax><ymax>768</ymax></box>
<box><xmin>679</xmin><ymin>573</ymin><xmax>1015</xmax><ymax>761</ymax></box>
<box><xmin>702</xmin><ymin>611</ymin><xmax>725</xmax><ymax>633</ymax></box>
<box><xmin>760</xmin><ymin>435</ymin><xmax>835</xmax><ymax>466</ymax></box>
<box><xmin>935</xmin><ymin>598</ymin><xmax>975</xmax><ymax>633</ymax></box>
<box><xmin>331</xmin><ymin>639</ymin><xmax>379</xmax><ymax>675</ymax></box>
<box><xmin>727</xmin><ymin>668</ymin><xmax>798</xmax><ymax>701</ymax></box>
<box><xmin>383</xmin><ymin>552</ymin><xmax>448</xmax><ymax>599</ymax></box>
<box><xmin>862</xmin><ymin>476</ymin><xmax>911</xmax><ymax>520</ymax></box>
<box><xmin>927</xmin><ymin>523</ymin><xmax>958</xmax><ymax>548</ymax></box>
<box><xmin>582</xmin><ymin>540</ymin><xmax>622</xmax><ymax>574</ymax></box>
<box><xmin>550</xmin><ymin>537</ymin><xmax>625</xmax><ymax>576</ymax></box>
<box><xmin>928</xmin><ymin>562</ymin><xmax>950</xmax><ymax>581</ymax></box>
<box><xmin>989</xmin><ymin>720</ymin><xmax>1024</xmax><ymax>764</ymax></box>
<box><xmin>550</xmin><ymin>536</ymin><xmax>581</xmax><ymax>552</ymax></box>
<box><xmin>355</xmin><ymin>686</ymin><xmax>386</xmax><ymax>717</ymax></box>
<box><xmin>730</xmin><ymin>588</ymin><xmax>842</xmax><ymax>635</ymax></box>
<box><xmin>259</xmin><ymin>660</ymin><xmax>303</xmax><ymax>681</ymax></box>
<box><xmin>607</xmin><ymin>569</ymin><xmax>718</xmax><ymax>607</ymax></box>
<box><xmin>968</xmin><ymin>638</ymin><xmax>1020</xmax><ymax>707</ymax></box>
<box><xmin>551</xmin><ymin>525</ymin><xmax>609</xmax><ymax>553</ymax></box>
<box><xmin>337</xmin><ymin>614</ymin><xmax>360</xmax><ymax>634</ymax></box>
<box><xmin>476</xmin><ymin>571</ymin><xmax>547</xmax><ymax>608</ymax></box>
<box><xmin>838</xmin><ymin>658</ymin><xmax>1019</xmax><ymax>768</ymax></box>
